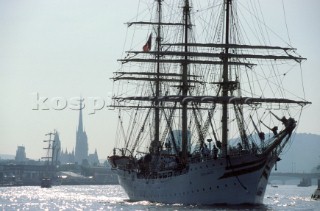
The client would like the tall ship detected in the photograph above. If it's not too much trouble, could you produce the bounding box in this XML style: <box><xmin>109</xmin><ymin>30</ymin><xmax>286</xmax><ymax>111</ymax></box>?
<box><xmin>41</xmin><ymin>131</ymin><xmax>60</xmax><ymax>188</ymax></box>
<box><xmin>108</xmin><ymin>0</ymin><xmax>310</xmax><ymax>204</ymax></box>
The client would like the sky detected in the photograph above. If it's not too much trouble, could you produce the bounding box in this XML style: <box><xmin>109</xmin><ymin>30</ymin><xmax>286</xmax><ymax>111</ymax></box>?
<box><xmin>0</xmin><ymin>0</ymin><xmax>319</xmax><ymax>160</ymax></box>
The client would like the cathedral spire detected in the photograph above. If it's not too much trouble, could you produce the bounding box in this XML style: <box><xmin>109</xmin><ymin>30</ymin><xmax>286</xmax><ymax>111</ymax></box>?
<box><xmin>78</xmin><ymin>97</ymin><xmax>84</xmax><ymax>132</ymax></box>
<box><xmin>75</xmin><ymin>97</ymin><xmax>88</xmax><ymax>164</ymax></box>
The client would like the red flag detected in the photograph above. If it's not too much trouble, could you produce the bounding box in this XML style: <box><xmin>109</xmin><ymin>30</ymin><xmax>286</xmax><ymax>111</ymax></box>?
<box><xmin>143</xmin><ymin>33</ymin><xmax>152</xmax><ymax>52</ymax></box>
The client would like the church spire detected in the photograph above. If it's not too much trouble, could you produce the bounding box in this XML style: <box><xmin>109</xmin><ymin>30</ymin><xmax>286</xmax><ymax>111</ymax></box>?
<box><xmin>78</xmin><ymin>97</ymin><xmax>84</xmax><ymax>132</ymax></box>
<box><xmin>75</xmin><ymin>97</ymin><xmax>88</xmax><ymax>164</ymax></box>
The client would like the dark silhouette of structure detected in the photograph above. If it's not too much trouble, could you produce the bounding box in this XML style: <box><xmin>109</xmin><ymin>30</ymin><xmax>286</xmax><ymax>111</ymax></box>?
<box><xmin>74</xmin><ymin>99</ymin><xmax>88</xmax><ymax>164</ymax></box>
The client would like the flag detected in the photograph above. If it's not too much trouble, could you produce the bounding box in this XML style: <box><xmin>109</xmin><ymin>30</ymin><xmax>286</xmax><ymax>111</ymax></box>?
<box><xmin>143</xmin><ymin>33</ymin><xmax>152</xmax><ymax>52</ymax></box>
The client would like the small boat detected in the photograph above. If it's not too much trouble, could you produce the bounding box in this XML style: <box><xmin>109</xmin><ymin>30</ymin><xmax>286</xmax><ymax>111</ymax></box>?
<box><xmin>40</xmin><ymin>178</ymin><xmax>52</xmax><ymax>188</ymax></box>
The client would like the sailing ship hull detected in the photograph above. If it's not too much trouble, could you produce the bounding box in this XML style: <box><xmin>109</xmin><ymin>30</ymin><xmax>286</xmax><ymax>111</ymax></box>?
<box><xmin>114</xmin><ymin>154</ymin><xmax>277</xmax><ymax>205</ymax></box>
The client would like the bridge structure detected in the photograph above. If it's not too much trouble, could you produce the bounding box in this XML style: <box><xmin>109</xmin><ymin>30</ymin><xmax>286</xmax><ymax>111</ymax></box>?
<box><xmin>269</xmin><ymin>172</ymin><xmax>320</xmax><ymax>185</ymax></box>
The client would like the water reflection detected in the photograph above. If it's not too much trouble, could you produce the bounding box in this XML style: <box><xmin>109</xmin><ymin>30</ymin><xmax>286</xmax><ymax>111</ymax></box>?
<box><xmin>0</xmin><ymin>185</ymin><xmax>318</xmax><ymax>210</ymax></box>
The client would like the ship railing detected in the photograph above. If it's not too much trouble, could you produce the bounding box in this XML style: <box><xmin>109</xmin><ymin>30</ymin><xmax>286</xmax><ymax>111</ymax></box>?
<box><xmin>112</xmin><ymin>148</ymin><xmax>133</xmax><ymax>157</ymax></box>
<box><xmin>228</xmin><ymin>148</ymin><xmax>253</xmax><ymax>157</ymax></box>
<box><xmin>137</xmin><ymin>170</ymin><xmax>176</xmax><ymax>180</ymax></box>
<box><xmin>136</xmin><ymin>163</ymin><xmax>188</xmax><ymax>179</ymax></box>
<box><xmin>189</xmin><ymin>147</ymin><xmax>258</xmax><ymax>164</ymax></box>
<box><xmin>189</xmin><ymin>152</ymin><xmax>218</xmax><ymax>163</ymax></box>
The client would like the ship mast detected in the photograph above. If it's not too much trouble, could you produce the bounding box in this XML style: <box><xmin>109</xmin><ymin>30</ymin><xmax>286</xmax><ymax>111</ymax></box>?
<box><xmin>42</xmin><ymin>132</ymin><xmax>54</xmax><ymax>177</ymax></box>
<box><xmin>221</xmin><ymin>0</ymin><xmax>231</xmax><ymax>157</ymax></box>
<box><xmin>181</xmin><ymin>0</ymin><xmax>190</xmax><ymax>161</ymax></box>
<box><xmin>112</xmin><ymin>0</ymin><xmax>311</xmax><ymax>160</ymax></box>
<box><xmin>154</xmin><ymin>0</ymin><xmax>162</xmax><ymax>148</ymax></box>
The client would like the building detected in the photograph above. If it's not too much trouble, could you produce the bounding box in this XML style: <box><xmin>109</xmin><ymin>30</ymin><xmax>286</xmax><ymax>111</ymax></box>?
<box><xmin>58</xmin><ymin>99</ymin><xmax>99</xmax><ymax>166</ymax></box>
<box><xmin>60</xmin><ymin>148</ymin><xmax>75</xmax><ymax>164</ymax></box>
<box><xmin>15</xmin><ymin>146</ymin><xmax>27</xmax><ymax>163</ymax></box>
<box><xmin>88</xmin><ymin>149</ymin><xmax>99</xmax><ymax>166</ymax></box>
<box><xmin>74</xmin><ymin>99</ymin><xmax>88</xmax><ymax>164</ymax></box>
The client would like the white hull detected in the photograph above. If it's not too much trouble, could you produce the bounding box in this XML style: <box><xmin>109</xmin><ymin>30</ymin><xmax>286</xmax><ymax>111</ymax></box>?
<box><xmin>114</xmin><ymin>154</ymin><xmax>276</xmax><ymax>205</ymax></box>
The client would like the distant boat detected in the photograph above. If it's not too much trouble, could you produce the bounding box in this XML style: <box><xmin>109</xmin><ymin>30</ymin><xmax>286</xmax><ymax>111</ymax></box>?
<box><xmin>108</xmin><ymin>0</ymin><xmax>310</xmax><ymax>205</ymax></box>
<box><xmin>298</xmin><ymin>177</ymin><xmax>311</xmax><ymax>187</ymax></box>
<box><xmin>40</xmin><ymin>178</ymin><xmax>52</xmax><ymax>188</ymax></box>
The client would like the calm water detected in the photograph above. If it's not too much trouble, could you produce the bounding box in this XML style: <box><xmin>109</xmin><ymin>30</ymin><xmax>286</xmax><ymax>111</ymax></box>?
<box><xmin>0</xmin><ymin>185</ymin><xmax>319</xmax><ymax>210</ymax></box>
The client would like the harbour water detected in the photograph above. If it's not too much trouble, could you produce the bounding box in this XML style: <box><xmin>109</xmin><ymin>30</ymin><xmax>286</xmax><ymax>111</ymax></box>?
<box><xmin>0</xmin><ymin>185</ymin><xmax>319</xmax><ymax>210</ymax></box>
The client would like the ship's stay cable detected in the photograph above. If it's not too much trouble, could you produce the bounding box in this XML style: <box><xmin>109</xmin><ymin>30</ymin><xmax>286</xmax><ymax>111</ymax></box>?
<box><xmin>281</xmin><ymin>0</ymin><xmax>292</xmax><ymax>46</ymax></box>
<box><xmin>299</xmin><ymin>64</ymin><xmax>306</xmax><ymax>100</ymax></box>
<box><xmin>257</xmin><ymin>65</ymin><xmax>309</xmax><ymax>102</ymax></box>
<box><xmin>131</xmin><ymin>108</ymin><xmax>152</xmax><ymax>153</ymax></box>
<box><xmin>237</xmin><ymin>0</ymin><xmax>288</xmax><ymax>102</ymax></box>
<box><xmin>192</xmin><ymin>104</ymin><xmax>204</xmax><ymax>146</ymax></box>
<box><xmin>126</xmin><ymin>107</ymin><xmax>139</xmax><ymax>150</ymax></box>
<box><xmin>280</xmin><ymin>121</ymin><xmax>299</xmax><ymax>157</ymax></box>
<box><xmin>245</xmin><ymin>1</ymin><xmax>263</xmax><ymax>45</ymax></box>
<box><xmin>118</xmin><ymin>112</ymin><xmax>128</xmax><ymax>153</ymax></box>
<box><xmin>162</xmin><ymin>105</ymin><xmax>179</xmax><ymax>154</ymax></box>
<box><xmin>256</xmin><ymin>0</ymin><xmax>271</xmax><ymax>46</ymax></box>
<box><xmin>237</xmin><ymin>1</ymin><xmax>293</xmax><ymax>48</ymax></box>
<box><xmin>252</xmin><ymin>0</ymin><xmax>268</xmax><ymax>45</ymax></box>
<box><xmin>239</xmin><ymin>60</ymin><xmax>305</xmax><ymax>106</ymax></box>
<box><xmin>128</xmin><ymin>0</ymin><xmax>141</xmax><ymax>52</ymax></box>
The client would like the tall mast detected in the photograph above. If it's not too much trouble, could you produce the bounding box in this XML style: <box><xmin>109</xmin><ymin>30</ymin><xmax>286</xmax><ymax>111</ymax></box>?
<box><xmin>221</xmin><ymin>0</ymin><xmax>231</xmax><ymax>157</ymax></box>
<box><xmin>154</xmin><ymin>0</ymin><xmax>162</xmax><ymax>145</ymax></box>
<box><xmin>181</xmin><ymin>0</ymin><xmax>190</xmax><ymax>161</ymax></box>
<box><xmin>42</xmin><ymin>132</ymin><xmax>54</xmax><ymax>176</ymax></box>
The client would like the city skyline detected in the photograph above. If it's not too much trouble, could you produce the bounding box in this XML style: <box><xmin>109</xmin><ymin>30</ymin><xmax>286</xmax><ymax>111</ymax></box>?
<box><xmin>1</xmin><ymin>0</ymin><xmax>320</xmax><ymax>160</ymax></box>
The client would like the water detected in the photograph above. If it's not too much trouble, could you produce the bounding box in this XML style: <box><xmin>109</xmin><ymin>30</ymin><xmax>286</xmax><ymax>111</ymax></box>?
<box><xmin>0</xmin><ymin>185</ymin><xmax>319</xmax><ymax>210</ymax></box>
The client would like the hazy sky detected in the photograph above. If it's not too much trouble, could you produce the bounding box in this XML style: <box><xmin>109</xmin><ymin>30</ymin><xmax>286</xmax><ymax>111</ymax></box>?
<box><xmin>1</xmin><ymin>0</ymin><xmax>319</xmax><ymax>160</ymax></box>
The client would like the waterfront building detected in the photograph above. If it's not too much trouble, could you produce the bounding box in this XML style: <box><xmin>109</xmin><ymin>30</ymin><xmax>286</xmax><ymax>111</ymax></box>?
<box><xmin>88</xmin><ymin>149</ymin><xmax>99</xmax><ymax>166</ymax></box>
<box><xmin>15</xmin><ymin>146</ymin><xmax>27</xmax><ymax>163</ymax></box>
<box><xmin>60</xmin><ymin>148</ymin><xmax>75</xmax><ymax>164</ymax></box>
